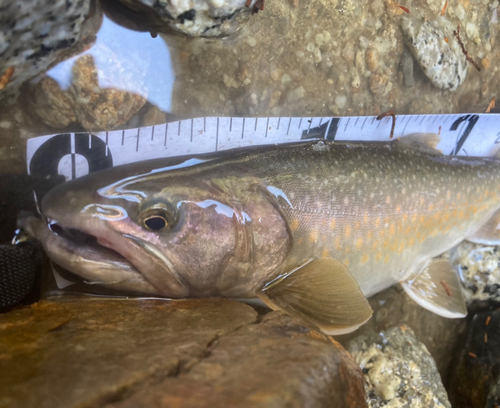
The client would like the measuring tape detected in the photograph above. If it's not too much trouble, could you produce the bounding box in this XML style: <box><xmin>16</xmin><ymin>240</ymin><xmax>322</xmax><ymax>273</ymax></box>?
<box><xmin>26</xmin><ymin>113</ymin><xmax>500</xmax><ymax>181</ymax></box>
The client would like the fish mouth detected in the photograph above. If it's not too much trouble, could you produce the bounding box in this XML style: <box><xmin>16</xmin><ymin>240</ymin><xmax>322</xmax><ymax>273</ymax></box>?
<box><xmin>46</xmin><ymin>220</ymin><xmax>128</xmax><ymax>264</ymax></box>
<box><xmin>42</xmin><ymin>216</ymin><xmax>189</xmax><ymax>298</ymax></box>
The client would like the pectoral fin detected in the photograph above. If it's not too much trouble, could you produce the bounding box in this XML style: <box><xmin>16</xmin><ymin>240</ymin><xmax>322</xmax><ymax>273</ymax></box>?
<box><xmin>258</xmin><ymin>258</ymin><xmax>373</xmax><ymax>335</ymax></box>
<box><xmin>402</xmin><ymin>258</ymin><xmax>467</xmax><ymax>318</ymax></box>
<box><xmin>397</xmin><ymin>133</ymin><xmax>442</xmax><ymax>154</ymax></box>
<box><xmin>467</xmin><ymin>208</ymin><xmax>500</xmax><ymax>245</ymax></box>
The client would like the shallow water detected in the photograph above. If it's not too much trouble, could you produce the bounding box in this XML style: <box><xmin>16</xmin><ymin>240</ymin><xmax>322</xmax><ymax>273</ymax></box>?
<box><xmin>1</xmin><ymin>0</ymin><xmax>500</xmax><ymax>399</ymax></box>
<box><xmin>1</xmin><ymin>0</ymin><xmax>499</xmax><ymax>176</ymax></box>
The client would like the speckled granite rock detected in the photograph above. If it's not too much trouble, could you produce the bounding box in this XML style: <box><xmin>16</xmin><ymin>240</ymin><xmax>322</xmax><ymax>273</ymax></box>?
<box><xmin>335</xmin><ymin>285</ymin><xmax>467</xmax><ymax>378</ymax></box>
<box><xmin>117</xmin><ymin>0</ymin><xmax>259</xmax><ymax>37</ymax></box>
<box><xmin>0</xmin><ymin>297</ymin><xmax>367</xmax><ymax>408</ymax></box>
<box><xmin>0</xmin><ymin>0</ymin><xmax>102</xmax><ymax>101</ymax></box>
<box><xmin>401</xmin><ymin>16</ymin><xmax>468</xmax><ymax>91</ymax></box>
<box><xmin>448</xmin><ymin>308</ymin><xmax>500</xmax><ymax>408</ymax></box>
<box><xmin>447</xmin><ymin>242</ymin><xmax>500</xmax><ymax>305</ymax></box>
<box><xmin>28</xmin><ymin>43</ymin><xmax>148</xmax><ymax>131</ymax></box>
<box><xmin>349</xmin><ymin>326</ymin><xmax>451</xmax><ymax>408</ymax></box>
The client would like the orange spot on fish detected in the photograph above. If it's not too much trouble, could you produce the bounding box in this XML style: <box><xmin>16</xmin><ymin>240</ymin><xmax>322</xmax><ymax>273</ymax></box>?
<box><xmin>398</xmin><ymin>241</ymin><xmax>405</xmax><ymax>254</ymax></box>
<box><xmin>367</xmin><ymin>230</ymin><xmax>373</xmax><ymax>240</ymax></box>
<box><xmin>457</xmin><ymin>193</ymin><xmax>461</xmax><ymax>200</ymax></box>
<box><xmin>386</xmin><ymin>196</ymin><xmax>392</xmax><ymax>204</ymax></box>
<box><xmin>375</xmin><ymin>252</ymin><xmax>382</xmax><ymax>262</ymax></box>
<box><xmin>355</xmin><ymin>221</ymin><xmax>361</xmax><ymax>230</ymax></box>
<box><xmin>355</xmin><ymin>237</ymin><xmax>363</xmax><ymax>250</ymax></box>
<box><xmin>290</xmin><ymin>219</ymin><xmax>299</xmax><ymax>231</ymax></box>
<box><xmin>428</xmin><ymin>203</ymin><xmax>434</xmax><ymax>211</ymax></box>
<box><xmin>375</xmin><ymin>217</ymin><xmax>381</xmax><ymax>228</ymax></box>
<box><xmin>343</xmin><ymin>259</ymin><xmax>350</xmax><ymax>267</ymax></box>
<box><xmin>389</xmin><ymin>224</ymin><xmax>396</xmax><ymax>235</ymax></box>
<box><xmin>403</xmin><ymin>214</ymin><xmax>408</xmax><ymax>222</ymax></box>
<box><xmin>361</xmin><ymin>254</ymin><xmax>369</xmax><ymax>264</ymax></box>
<box><xmin>363</xmin><ymin>215</ymin><xmax>369</xmax><ymax>224</ymax></box>
<box><xmin>330</xmin><ymin>218</ymin><xmax>336</xmax><ymax>230</ymax></box>
<box><xmin>384</xmin><ymin>254</ymin><xmax>390</xmax><ymax>264</ymax></box>
<box><xmin>322</xmin><ymin>248</ymin><xmax>329</xmax><ymax>257</ymax></box>
<box><xmin>396</xmin><ymin>205</ymin><xmax>402</xmax><ymax>213</ymax></box>
<box><xmin>309</xmin><ymin>231</ymin><xmax>318</xmax><ymax>243</ymax></box>
<box><xmin>345</xmin><ymin>225</ymin><xmax>352</xmax><ymax>238</ymax></box>
<box><xmin>334</xmin><ymin>236</ymin><xmax>342</xmax><ymax>250</ymax></box>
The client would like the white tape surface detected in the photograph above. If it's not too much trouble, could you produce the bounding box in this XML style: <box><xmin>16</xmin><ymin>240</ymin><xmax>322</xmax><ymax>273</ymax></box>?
<box><xmin>27</xmin><ymin>114</ymin><xmax>500</xmax><ymax>181</ymax></box>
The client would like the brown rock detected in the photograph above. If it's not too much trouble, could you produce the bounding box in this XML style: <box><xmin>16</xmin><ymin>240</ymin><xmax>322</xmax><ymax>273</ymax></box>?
<box><xmin>0</xmin><ymin>297</ymin><xmax>367</xmax><ymax>408</ymax></box>
<box><xmin>113</xmin><ymin>311</ymin><xmax>367</xmax><ymax>408</ymax></box>
<box><xmin>0</xmin><ymin>297</ymin><xmax>257</xmax><ymax>408</ymax></box>
<box><xmin>28</xmin><ymin>76</ymin><xmax>76</xmax><ymax>128</ymax></box>
<box><xmin>69</xmin><ymin>53</ymin><xmax>147</xmax><ymax>131</ymax></box>
<box><xmin>28</xmin><ymin>43</ymin><xmax>148</xmax><ymax>132</ymax></box>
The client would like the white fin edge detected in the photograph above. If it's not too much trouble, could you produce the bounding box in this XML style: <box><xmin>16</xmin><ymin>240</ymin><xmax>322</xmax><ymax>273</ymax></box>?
<box><xmin>401</xmin><ymin>281</ymin><xmax>467</xmax><ymax>319</ymax></box>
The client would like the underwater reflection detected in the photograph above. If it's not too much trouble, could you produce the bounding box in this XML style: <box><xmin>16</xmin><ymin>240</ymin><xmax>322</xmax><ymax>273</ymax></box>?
<box><xmin>45</xmin><ymin>15</ymin><xmax>174</xmax><ymax>113</ymax></box>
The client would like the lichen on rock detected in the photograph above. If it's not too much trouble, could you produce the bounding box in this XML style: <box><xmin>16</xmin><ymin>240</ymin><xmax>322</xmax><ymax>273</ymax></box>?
<box><xmin>349</xmin><ymin>326</ymin><xmax>451</xmax><ymax>408</ymax></box>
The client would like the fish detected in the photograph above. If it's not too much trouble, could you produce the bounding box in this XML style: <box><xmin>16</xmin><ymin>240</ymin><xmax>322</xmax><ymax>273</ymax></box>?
<box><xmin>22</xmin><ymin>135</ymin><xmax>500</xmax><ymax>334</ymax></box>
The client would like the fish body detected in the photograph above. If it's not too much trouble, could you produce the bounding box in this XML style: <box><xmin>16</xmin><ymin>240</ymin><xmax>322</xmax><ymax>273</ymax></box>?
<box><xmin>25</xmin><ymin>140</ymin><xmax>500</xmax><ymax>333</ymax></box>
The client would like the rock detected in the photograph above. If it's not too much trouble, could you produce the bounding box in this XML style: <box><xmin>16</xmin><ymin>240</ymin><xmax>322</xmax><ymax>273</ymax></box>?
<box><xmin>400</xmin><ymin>48</ymin><xmax>415</xmax><ymax>87</ymax></box>
<box><xmin>335</xmin><ymin>285</ymin><xmax>467</xmax><ymax>378</ymax></box>
<box><xmin>447</xmin><ymin>241</ymin><xmax>500</xmax><ymax>305</ymax></box>
<box><xmin>116</xmin><ymin>0</ymin><xmax>260</xmax><ymax>37</ymax></box>
<box><xmin>0</xmin><ymin>0</ymin><xmax>101</xmax><ymax>101</ymax></box>
<box><xmin>28</xmin><ymin>43</ymin><xmax>148</xmax><ymax>132</ymax></box>
<box><xmin>0</xmin><ymin>297</ymin><xmax>367</xmax><ymax>408</ymax></box>
<box><xmin>349</xmin><ymin>326</ymin><xmax>451</xmax><ymax>408</ymax></box>
<box><xmin>401</xmin><ymin>16</ymin><xmax>468</xmax><ymax>91</ymax></box>
<box><xmin>448</xmin><ymin>308</ymin><xmax>500</xmax><ymax>408</ymax></box>
<box><xmin>68</xmin><ymin>53</ymin><xmax>147</xmax><ymax>131</ymax></box>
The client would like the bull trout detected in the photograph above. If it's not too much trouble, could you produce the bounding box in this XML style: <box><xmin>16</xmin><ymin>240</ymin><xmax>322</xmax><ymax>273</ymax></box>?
<box><xmin>23</xmin><ymin>136</ymin><xmax>500</xmax><ymax>334</ymax></box>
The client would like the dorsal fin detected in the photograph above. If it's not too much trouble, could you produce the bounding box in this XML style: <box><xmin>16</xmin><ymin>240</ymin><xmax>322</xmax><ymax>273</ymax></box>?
<box><xmin>396</xmin><ymin>133</ymin><xmax>442</xmax><ymax>154</ymax></box>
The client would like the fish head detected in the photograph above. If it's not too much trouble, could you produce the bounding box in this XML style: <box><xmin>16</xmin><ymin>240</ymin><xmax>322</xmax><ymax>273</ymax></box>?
<box><xmin>38</xmin><ymin>164</ymin><xmax>291</xmax><ymax>298</ymax></box>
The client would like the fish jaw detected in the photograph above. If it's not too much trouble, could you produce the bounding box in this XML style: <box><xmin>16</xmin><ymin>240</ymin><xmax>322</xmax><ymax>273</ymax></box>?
<box><xmin>22</xmin><ymin>217</ymin><xmax>161</xmax><ymax>295</ymax></box>
<box><xmin>39</xmin><ymin>189</ymin><xmax>190</xmax><ymax>298</ymax></box>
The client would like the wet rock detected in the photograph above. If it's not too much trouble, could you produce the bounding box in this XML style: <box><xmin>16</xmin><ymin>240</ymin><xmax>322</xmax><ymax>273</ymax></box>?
<box><xmin>0</xmin><ymin>297</ymin><xmax>367</xmax><ymax>408</ymax></box>
<box><xmin>336</xmin><ymin>285</ymin><xmax>467</xmax><ymax>378</ymax></box>
<box><xmin>401</xmin><ymin>16</ymin><xmax>468</xmax><ymax>91</ymax></box>
<box><xmin>448</xmin><ymin>308</ymin><xmax>500</xmax><ymax>408</ymax></box>
<box><xmin>117</xmin><ymin>0</ymin><xmax>259</xmax><ymax>37</ymax></box>
<box><xmin>400</xmin><ymin>48</ymin><xmax>415</xmax><ymax>88</ymax></box>
<box><xmin>0</xmin><ymin>0</ymin><xmax>102</xmax><ymax>101</ymax></box>
<box><xmin>349</xmin><ymin>326</ymin><xmax>451</xmax><ymax>408</ymax></box>
<box><xmin>447</xmin><ymin>241</ymin><xmax>500</xmax><ymax>305</ymax></box>
<box><xmin>28</xmin><ymin>43</ymin><xmax>148</xmax><ymax>132</ymax></box>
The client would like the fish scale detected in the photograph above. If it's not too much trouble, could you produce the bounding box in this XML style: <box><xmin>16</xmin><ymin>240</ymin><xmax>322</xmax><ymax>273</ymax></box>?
<box><xmin>242</xmin><ymin>142</ymin><xmax>500</xmax><ymax>297</ymax></box>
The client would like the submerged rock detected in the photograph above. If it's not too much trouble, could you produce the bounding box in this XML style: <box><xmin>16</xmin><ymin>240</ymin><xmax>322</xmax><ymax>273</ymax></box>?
<box><xmin>28</xmin><ymin>43</ymin><xmax>148</xmax><ymax>131</ymax></box>
<box><xmin>0</xmin><ymin>297</ymin><xmax>367</xmax><ymax>408</ymax></box>
<box><xmin>0</xmin><ymin>0</ymin><xmax>102</xmax><ymax>101</ymax></box>
<box><xmin>448</xmin><ymin>308</ymin><xmax>500</xmax><ymax>408</ymax></box>
<box><xmin>349</xmin><ymin>326</ymin><xmax>451</xmax><ymax>408</ymax></box>
<box><xmin>447</xmin><ymin>241</ymin><xmax>500</xmax><ymax>305</ymax></box>
<box><xmin>401</xmin><ymin>16</ymin><xmax>468</xmax><ymax>91</ymax></box>
<box><xmin>116</xmin><ymin>0</ymin><xmax>260</xmax><ymax>37</ymax></box>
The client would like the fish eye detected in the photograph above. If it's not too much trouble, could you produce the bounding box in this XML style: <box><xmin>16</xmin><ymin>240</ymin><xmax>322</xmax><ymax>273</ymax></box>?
<box><xmin>139</xmin><ymin>203</ymin><xmax>176</xmax><ymax>232</ymax></box>
<box><xmin>143</xmin><ymin>215</ymin><xmax>168</xmax><ymax>231</ymax></box>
